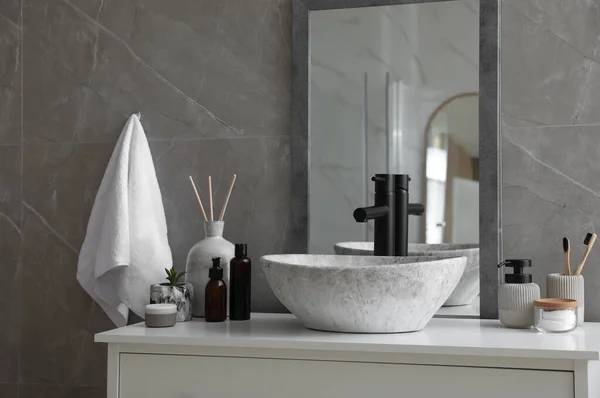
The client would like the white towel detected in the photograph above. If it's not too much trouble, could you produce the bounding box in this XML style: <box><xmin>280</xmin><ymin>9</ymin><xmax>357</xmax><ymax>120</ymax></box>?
<box><xmin>77</xmin><ymin>114</ymin><xmax>172</xmax><ymax>327</ymax></box>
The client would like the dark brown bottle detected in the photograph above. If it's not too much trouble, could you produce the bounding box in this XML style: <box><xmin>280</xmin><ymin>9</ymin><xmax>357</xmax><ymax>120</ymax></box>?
<box><xmin>205</xmin><ymin>257</ymin><xmax>227</xmax><ymax>322</ymax></box>
<box><xmin>230</xmin><ymin>244</ymin><xmax>251</xmax><ymax>321</ymax></box>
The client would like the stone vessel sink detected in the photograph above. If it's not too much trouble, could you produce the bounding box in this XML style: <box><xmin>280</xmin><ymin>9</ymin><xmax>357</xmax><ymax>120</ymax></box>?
<box><xmin>334</xmin><ymin>242</ymin><xmax>479</xmax><ymax>307</ymax></box>
<box><xmin>261</xmin><ymin>254</ymin><xmax>466</xmax><ymax>333</ymax></box>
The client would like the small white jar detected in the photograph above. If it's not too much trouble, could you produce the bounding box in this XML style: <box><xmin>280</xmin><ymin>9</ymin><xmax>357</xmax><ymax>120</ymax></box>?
<box><xmin>547</xmin><ymin>273</ymin><xmax>584</xmax><ymax>325</ymax></box>
<box><xmin>534</xmin><ymin>299</ymin><xmax>578</xmax><ymax>333</ymax></box>
<box><xmin>145</xmin><ymin>304</ymin><xmax>177</xmax><ymax>328</ymax></box>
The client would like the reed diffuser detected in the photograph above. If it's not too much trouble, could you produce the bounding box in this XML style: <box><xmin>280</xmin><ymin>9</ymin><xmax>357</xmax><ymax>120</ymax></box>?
<box><xmin>185</xmin><ymin>174</ymin><xmax>237</xmax><ymax>317</ymax></box>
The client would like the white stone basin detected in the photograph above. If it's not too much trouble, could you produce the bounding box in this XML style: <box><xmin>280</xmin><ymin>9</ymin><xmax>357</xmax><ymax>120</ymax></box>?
<box><xmin>261</xmin><ymin>254</ymin><xmax>466</xmax><ymax>333</ymax></box>
<box><xmin>334</xmin><ymin>242</ymin><xmax>479</xmax><ymax>307</ymax></box>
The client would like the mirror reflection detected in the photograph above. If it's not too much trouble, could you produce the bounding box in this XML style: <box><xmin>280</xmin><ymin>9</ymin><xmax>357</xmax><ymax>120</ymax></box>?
<box><xmin>308</xmin><ymin>0</ymin><xmax>480</xmax><ymax>312</ymax></box>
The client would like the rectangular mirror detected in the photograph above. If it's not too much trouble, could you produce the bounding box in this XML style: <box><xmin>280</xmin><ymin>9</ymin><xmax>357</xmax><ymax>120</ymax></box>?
<box><xmin>292</xmin><ymin>0</ymin><xmax>500</xmax><ymax>319</ymax></box>
<box><xmin>309</xmin><ymin>1</ymin><xmax>479</xmax><ymax>253</ymax></box>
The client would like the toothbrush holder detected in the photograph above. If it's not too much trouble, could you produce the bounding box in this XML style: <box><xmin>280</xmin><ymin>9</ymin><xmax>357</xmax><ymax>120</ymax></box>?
<box><xmin>546</xmin><ymin>273</ymin><xmax>584</xmax><ymax>325</ymax></box>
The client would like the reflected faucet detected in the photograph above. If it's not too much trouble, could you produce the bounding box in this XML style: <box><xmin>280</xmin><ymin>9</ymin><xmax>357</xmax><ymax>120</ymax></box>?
<box><xmin>353</xmin><ymin>174</ymin><xmax>425</xmax><ymax>256</ymax></box>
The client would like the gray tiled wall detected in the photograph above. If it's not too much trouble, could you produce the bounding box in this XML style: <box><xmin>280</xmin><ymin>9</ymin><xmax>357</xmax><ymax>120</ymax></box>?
<box><xmin>0</xmin><ymin>0</ymin><xmax>292</xmax><ymax>396</ymax></box>
<box><xmin>2</xmin><ymin>0</ymin><xmax>600</xmax><ymax>395</ymax></box>
<box><xmin>501</xmin><ymin>0</ymin><xmax>600</xmax><ymax>321</ymax></box>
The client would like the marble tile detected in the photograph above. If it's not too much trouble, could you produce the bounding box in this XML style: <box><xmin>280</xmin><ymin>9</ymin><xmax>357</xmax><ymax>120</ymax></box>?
<box><xmin>22</xmin><ymin>143</ymin><xmax>114</xmax><ymax>250</ymax></box>
<box><xmin>0</xmin><ymin>2</ymin><xmax>21</xmax><ymax>145</ymax></box>
<box><xmin>0</xmin><ymin>0</ymin><xmax>21</xmax><ymax>25</ymax></box>
<box><xmin>9</xmin><ymin>0</ymin><xmax>297</xmax><ymax>393</ymax></box>
<box><xmin>0</xmin><ymin>146</ymin><xmax>20</xmax><ymax>232</ymax></box>
<box><xmin>501</xmin><ymin>0</ymin><xmax>600</xmax><ymax>127</ymax></box>
<box><xmin>20</xmin><ymin>143</ymin><xmax>114</xmax><ymax>384</ymax></box>
<box><xmin>20</xmin><ymin>207</ymin><xmax>113</xmax><ymax>385</ymax></box>
<box><xmin>150</xmin><ymin>137</ymin><xmax>292</xmax><ymax>313</ymax></box>
<box><xmin>20</xmin><ymin>384</ymin><xmax>105</xmax><ymax>398</ymax></box>
<box><xmin>0</xmin><ymin>147</ymin><xmax>20</xmax><ymax>383</ymax></box>
<box><xmin>21</xmin><ymin>31</ymin><xmax>128</xmax><ymax>144</ymax></box>
<box><xmin>0</xmin><ymin>383</ymin><xmax>18</xmax><ymax>398</ymax></box>
<box><xmin>503</xmin><ymin>125</ymin><xmax>600</xmax><ymax>321</ymax></box>
<box><xmin>100</xmin><ymin>0</ymin><xmax>292</xmax><ymax>137</ymax></box>
<box><xmin>22</xmin><ymin>0</ymin><xmax>291</xmax><ymax>143</ymax></box>
<box><xmin>505</xmin><ymin>0</ymin><xmax>600</xmax><ymax>62</ymax></box>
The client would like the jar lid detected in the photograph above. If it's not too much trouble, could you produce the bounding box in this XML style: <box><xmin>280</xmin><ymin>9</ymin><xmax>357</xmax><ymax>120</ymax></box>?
<box><xmin>146</xmin><ymin>304</ymin><xmax>177</xmax><ymax>315</ymax></box>
<box><xmin>534</xmin><ymin>298</ymin><xmax>578</xmax><ymax>310</ymax></box>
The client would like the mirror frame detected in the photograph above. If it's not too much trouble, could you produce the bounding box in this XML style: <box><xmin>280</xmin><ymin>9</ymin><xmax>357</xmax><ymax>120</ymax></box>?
<box><xmin>290</xmin><ymin>0</ymin><xmax>500</xmax><ymax>319</ymax></box>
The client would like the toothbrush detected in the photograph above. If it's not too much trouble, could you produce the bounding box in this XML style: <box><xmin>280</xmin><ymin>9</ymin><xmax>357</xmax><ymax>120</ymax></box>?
<box><xmin>574</xmin><ymin>233</ymin><xmax>597</xmax><ymax>276</ymax></box>
<box><xmin>563</xmin><ymin>237</ymin><xmax>571</xmax><ymax>275</ymax></box>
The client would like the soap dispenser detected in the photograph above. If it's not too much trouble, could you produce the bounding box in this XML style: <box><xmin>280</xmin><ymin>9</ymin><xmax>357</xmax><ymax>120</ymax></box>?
<box><xmin>498</xmin><ymin>259</ymin><xmax>540</xmax><ymax>329</ymax></box>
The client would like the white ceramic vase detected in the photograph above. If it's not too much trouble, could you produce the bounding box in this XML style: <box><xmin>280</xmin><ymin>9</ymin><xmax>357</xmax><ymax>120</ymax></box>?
<box><xmin>185</xmin><ymin>221</ymin><xmax>234</xmax><ymax>317</ymax></box>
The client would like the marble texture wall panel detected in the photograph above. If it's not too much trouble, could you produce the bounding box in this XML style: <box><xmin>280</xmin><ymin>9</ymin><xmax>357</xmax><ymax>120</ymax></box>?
<box><xmin>21</xmin><ymin>143</ymin><xmax>114</xmax><ymax>250</ymax></box>
<box><xmin>0</xmin><ymin>384</ymin><xmax>18</xmax><ymax>398</ymax></box>
<box><xmin>502</xmin><ymin>0</ymin><xmax>600</xmax><ymax>127</ymax></box>
<box><xmin>20</xmin><ymin>176</ymin><xmax>113</xmax><ymax>385</ymax></box>
<box><xmin>19</xmin><ymin>384</ymin><xmax>105</xmax><ymax>398</ymax></box>
<box><xmin>0</xmin><ymin>148</ymin><xmax>21</xmax><ymax>384</ymax></box>
<box><xmin>22</xmin><ymin>0</ymin><xmax>291</xmax><ymax>143</ymax></box>
<box><xmin>0</xmin><ymin>0</ymin><xmax>21</xmax><ymax>145</ymax></box>
<box><xmin>503</xmin><ymin>125</ymin><xmax>600</xmax><ymax>320</ymax></box>
<box><xmin>0</xmin><ymin>0</ymin><xmax>20</xmax><ymax>23</ymax></box>
<box><xmin>2</xmin><ymin>0</ymin><xmax>293</xmax><ymax>395</ymax></box>
<box><xmin>500</xmin><ymin>0</ymin><xmax>600</xmax><ymax>321</ymax></box>
<box><xmin>150</xmin><ymin>137</ymin><xmax>292</xmax><ymax>313</ymax></box>
<box><xmin>0</xmin><ymin>0</ymin><xmax>21</xmax><ymax>386</ymax></box>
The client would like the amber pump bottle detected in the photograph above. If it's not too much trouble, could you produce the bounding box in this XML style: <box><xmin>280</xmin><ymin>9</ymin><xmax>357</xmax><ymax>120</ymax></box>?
<box><xmin>230</xmin><ymin>244</ymin><xmax>251</xmax><ymax>320</ymax></box>
<box><xmin>205</xmin><ymin>257</ymin><xmax>227</xmax><ymax>322</ymax></box>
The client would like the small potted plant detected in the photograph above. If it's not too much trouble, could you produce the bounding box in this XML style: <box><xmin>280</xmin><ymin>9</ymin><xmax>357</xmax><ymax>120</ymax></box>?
<box><xmin>150</xmin><ymin>267</ymin><xmax>194</xmax><ymax>322</ymax></box>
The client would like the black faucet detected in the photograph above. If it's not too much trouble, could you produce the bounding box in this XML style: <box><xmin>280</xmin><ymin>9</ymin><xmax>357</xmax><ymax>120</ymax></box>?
<box><xmin>353</xmin><ymin>174</ymin><xmax>425</xmax><ymax>256</ymax></box>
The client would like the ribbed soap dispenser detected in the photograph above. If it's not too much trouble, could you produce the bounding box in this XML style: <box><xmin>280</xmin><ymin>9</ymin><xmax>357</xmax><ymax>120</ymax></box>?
<box><xmin>498</xmin><ymin>259</ymin><xmax>540</xmax><ymax>329</ymax></box>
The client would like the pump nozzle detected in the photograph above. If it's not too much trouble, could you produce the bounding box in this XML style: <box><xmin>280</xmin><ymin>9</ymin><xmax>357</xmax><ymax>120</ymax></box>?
<box><xmin>499</xmin><ymin>259</ymin><xmax>532</xmax><ymax>284</ymax></box>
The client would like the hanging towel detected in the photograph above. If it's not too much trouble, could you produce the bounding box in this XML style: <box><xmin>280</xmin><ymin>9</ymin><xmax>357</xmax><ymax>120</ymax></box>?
<box><xmin>77</xmin><ymin>114</ymin><xmax>172</xmax><ymax>327</ymax></box>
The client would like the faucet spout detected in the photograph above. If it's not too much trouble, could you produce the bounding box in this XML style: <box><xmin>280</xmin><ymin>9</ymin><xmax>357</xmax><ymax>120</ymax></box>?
<box><xmin>408</xmin><ymin>203</ymin><xmax>425</xmax><ymax>216</ymax></box>
<box><xmin>352</xmin><ymin>174</ymin><xmax>425</xmax><ymax>257</ymax></box>
<box><xmin>353</xmin><ymin>206</ymin><xmax>389</xmax><ymax>222</ymax></box>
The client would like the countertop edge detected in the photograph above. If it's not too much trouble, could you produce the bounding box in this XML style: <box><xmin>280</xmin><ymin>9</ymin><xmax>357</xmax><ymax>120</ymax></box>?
<box><xmin>93</xmin><ymin>335</ymin><xmax>600</xmax><ymax>361</ymax></box>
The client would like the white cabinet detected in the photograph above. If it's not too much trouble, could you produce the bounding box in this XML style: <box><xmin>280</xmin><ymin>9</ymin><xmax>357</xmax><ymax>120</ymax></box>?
<box><xmin>96</xmin><ymin>314</ymin><xmax>600</xmax><ymax>398</ymax></box>
<box><xmin>119</xmin><ymin>354</ymin><xmax>573</xmax><ymax>398</ymax></box>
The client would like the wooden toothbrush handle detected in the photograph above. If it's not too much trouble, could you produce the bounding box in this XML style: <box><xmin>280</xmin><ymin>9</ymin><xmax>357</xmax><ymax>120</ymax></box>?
<box><xmin>564</xmin><ymin>251</ymin><xmax>571</xmax><ymax>275</ymax></box>
<box><xmin>575</xmin><ymin>236</ymin><xmax>597</xmax><ymax>275</ymax></box>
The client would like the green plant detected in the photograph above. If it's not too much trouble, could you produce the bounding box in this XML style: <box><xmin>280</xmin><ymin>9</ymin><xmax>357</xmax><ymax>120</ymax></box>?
<box><xmin>165</xmin><ymin>267</ymin><xmax>186</xmax><ymax>286</ymax></box>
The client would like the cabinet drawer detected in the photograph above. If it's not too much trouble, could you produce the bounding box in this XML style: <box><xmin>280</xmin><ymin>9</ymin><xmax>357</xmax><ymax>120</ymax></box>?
<box><xmin>119</xmin><ymin>354</ymin><xmax>573</xmax><ymax>398</ymax></box>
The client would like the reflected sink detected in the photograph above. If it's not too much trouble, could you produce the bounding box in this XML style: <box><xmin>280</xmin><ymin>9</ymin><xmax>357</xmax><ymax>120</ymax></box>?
<box><xmin>261</xmin><ymin>254</ymin><xmax>466</xmax><ymax>333</ymax></box>
<box><xmin>334</xmin><ymin>242</ymin><xmax>479</xmax><ymax>307</ymax></box>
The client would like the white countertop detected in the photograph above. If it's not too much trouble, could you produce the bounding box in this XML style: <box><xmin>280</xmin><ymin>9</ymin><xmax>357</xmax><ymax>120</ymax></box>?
<box><xmin>434</xmin><ymin>302</ymin><xmax>480</xmax><ymax>318</ymax></box>
<box><xmin>95</xmin><ymin>313</ymin><xmax>600</xmax><ymax>361</ymax></box>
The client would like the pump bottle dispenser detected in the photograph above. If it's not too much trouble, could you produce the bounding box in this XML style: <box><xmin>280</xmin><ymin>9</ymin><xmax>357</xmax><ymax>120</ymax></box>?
<box><xmin>205</xmin><ymin>257</ymin><xmax>227</xmax><ymax>322</ymax></box>
<box><xmin>498</xmin><ymin>259</ymin><xmax>540</xmax><ymax>328</ymax></box>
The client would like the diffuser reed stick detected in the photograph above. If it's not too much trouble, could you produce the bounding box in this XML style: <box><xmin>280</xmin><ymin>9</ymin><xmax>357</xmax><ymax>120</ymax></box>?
<box><xmin>188</xmin><ymin>176</ymin><xmax>208</xmax><ymax>222</ymax></box>
<box><xmin>208</xmin><ymin>176</ymin><xmax>214</xmax><ymax>222</ymax></box>
<box><xmin>219</xmin><ymin>174</ymin><xmax>237</xmax><ymax>221</ymax></box>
